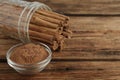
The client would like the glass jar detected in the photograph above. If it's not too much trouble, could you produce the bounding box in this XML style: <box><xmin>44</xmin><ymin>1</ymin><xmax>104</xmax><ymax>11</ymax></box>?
<box><xmin>6</xmin><ymin>42</ymin><xmax>52</xmax><ymax>75</ymax></box>
<box><xmin>0</xmin><ymin>0</ymin><xmax>51</xmax><ymax>42</ymax></box>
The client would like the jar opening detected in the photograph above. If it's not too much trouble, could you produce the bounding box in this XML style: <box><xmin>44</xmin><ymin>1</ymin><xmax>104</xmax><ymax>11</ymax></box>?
<box><xmin>18</xmin><ymin>1</ymin><xmax>52</xmax><ymax>43</ymax></box>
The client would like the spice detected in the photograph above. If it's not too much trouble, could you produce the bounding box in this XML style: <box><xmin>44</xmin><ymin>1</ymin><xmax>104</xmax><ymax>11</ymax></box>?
<box><xmin>0</xmin><ymin>1</ymin><xmax>72</xmax><ymax>50</ymax></box>
<box><xmin>10</xmin><ymin>43</ymin><xmax>48</xmax><ymax>65</ymax></box>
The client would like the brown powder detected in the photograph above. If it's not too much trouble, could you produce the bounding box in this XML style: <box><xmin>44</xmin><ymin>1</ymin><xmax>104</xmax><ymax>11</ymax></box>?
<box><xmin>10</xmin><ymin>43</ymin><xmax>49</xmax><ymax>65</ymax></box>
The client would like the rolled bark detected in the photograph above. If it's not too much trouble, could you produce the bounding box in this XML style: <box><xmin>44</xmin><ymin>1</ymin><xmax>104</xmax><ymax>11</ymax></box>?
<box><xmin>36</xmin><ymin>9</ymin><xmax>69</xmax><ymax>21</ymax></box>
<box><xmin>40</xmin><ymin>10</ymin><xmax>69</xmax><ymax>20</ymax></box>
<box><xmin>31</xmin><ymin>37</ymin><xmax>59</xmax><ymax>50</ymax></box>
<box><xmin>29</xmin><ymin>24</ymin><xmax>61</xmax><ymax>35</ymax></box>
<box><xmin>31</xmin><ymin>14</ymin><xmax>59</xmax><ymax>29</ymax></box>
<box><xmin>34</xmin><ymin>12</ymin><xmax>63</xmax><ymax>25</ymax></box>
<box><xmin>0</xmin><ymin>3</ymin><xmax>72</xmax><ymax>50</ymax></box>
<box><xmin>29</xmin><ymin>30</ymin><xmax>55</xmax><ymax>44</ymax></box>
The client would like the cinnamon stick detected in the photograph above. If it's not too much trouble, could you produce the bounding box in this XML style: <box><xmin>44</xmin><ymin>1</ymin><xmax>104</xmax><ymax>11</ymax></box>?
<box><xmin>40</xmin><ymin>10</ymin><xmax>69</xmax><ymax>20</ymax></box>
<box><xmin>29</xmin><ymin>24</ymin><xmax>61</xmax><ymax>35</ymax></box>
<box><xmin>0</xmin><ymin>3</ymin><xmax>71</xmax><ymax>50</ymax></box>
<box><xmin>36</xmin><ymin>9</ymin><xmax>69</xmax><ymax>21</ymax></box>
<box><xmin>59</xmin><ymin>39</ymin><xmax>65</xmax><ymax>50</ymax></box>
<box><xmin>62</xmin><ymin>32</ymin><xmax>71</xmax><ymax>39</ymax></box>
<box><xmin>48</xmin><ymin>41</ymin><xmax>59</xmax><ymax>50</ymax></box>
<box><xmin>29</xmin><ymin>30</ymin><xmax>55</xmax><ymax>44</ymax></box>
<box><xmin>34</xmin><ymin>12</ymin><xmax>63</xmax><ymax>25</ymax></box>
<box><xmin>63</xmin><ymin>24</ymin><xmax>70</xmax><ymax>30</ymax></box>
<box><xmin>31</xmin><ymin>14</ymin><xmax>59</xmax><ymax>29</ymax></box>
<box><xmin>0</xmin><ymin>15</ymin><xmax>61</xmax><ymax>48</ymax></box>
<box><xmin>31</xmin><ymin>37</ymin><xmax>59</xmax><ymax>50</ymax></box>
<box><xmin>55</xmin><ymin>35</ymin><xmax>64</xmax><ymax>44</ymax></box>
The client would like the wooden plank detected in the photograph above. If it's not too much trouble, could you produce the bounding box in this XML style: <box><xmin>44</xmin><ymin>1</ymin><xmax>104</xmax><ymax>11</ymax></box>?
<box><xmin>1</xmin><ymin>37</ymin><xmax>120</xmax><ymax>60</ymax></box>
<box><xmin>70</xmin><ymin>16</ymin><xmax>120</xmax><ymax>31</ymax></box>
<box><xmin>70</xmin><ymin>16</ymin><xmax>120</xmax><ymax>38</ymax></box>
<box><xmin>0</xmin><ymin>39</ymin><xmax>20</xmax><ymax>45</ymax></box>
<box><xmin>1</xmin><ymin>16</ymin><xmax>120</xmax><ymax>60</ymax></box>
<box><xmin>27</xmin><ymin>0</ymin><xmax>120</xmax><ymax>15</ymax></box>
<box><xmin>0</xmin><ymin>61</ymin><xmax>120</xmax><ymax>79</ymax></box>
<box><xmin>61</xmin><ymin>16</ymin><xmax>120</xmax><ymax>60</ymax></box>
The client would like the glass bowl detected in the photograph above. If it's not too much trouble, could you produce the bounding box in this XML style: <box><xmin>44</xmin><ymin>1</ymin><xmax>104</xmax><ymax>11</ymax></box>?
<box><xmin>6</xmin><ymin>42</ymin><xmax>52</xmax><ymax>75</ymax></box>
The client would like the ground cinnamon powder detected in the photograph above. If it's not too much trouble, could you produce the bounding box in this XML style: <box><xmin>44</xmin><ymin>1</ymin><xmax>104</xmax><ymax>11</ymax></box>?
<box><xmin>10</xmin><ymin>43</ymin><xmax>49</xmax><ymax>65</ymax></box>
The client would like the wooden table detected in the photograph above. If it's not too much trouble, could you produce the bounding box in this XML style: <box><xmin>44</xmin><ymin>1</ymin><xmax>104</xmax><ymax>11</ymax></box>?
<box><xmin>0</xmin><ymin>0</ymin><xmax>120</xmax><ymax>79</ymax></box>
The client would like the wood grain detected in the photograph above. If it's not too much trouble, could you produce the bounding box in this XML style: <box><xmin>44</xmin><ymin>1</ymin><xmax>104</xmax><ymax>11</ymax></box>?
<box><xmin>1</xmin><ymin>16</ymin><xmax>120</xmax><ymax>60</ymax></box>
<box><xmin>0</xmin><ymin>61</ymin><xmax>120</xmax><ymax>80</ymax></box>
<box><xmin>27</xmin><ymin>0</ymin><xmax>120</xmax><ymax>15</ymax></box>
<box><xmin>1</xmin><ymin>0</ymin><xmax>120</xmax><ymax>79</ymax></box>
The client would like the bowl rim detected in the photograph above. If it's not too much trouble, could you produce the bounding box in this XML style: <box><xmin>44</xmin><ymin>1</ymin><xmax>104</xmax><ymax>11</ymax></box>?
<box><xmin>6</xmin><ymin>42</ymin><xmax>52</xmax><ymax>67</ymax></box>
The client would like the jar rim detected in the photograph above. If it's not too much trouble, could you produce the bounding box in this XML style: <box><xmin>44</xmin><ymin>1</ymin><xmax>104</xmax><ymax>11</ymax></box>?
<box><xmin>6</xmin><ymin>42</ymin><xmax>52</xmax><ymax>67</ymax></box>
<box><xmin>18</xmin><ymin>1</ymin><xmax>52</xmax><ymax>42</ymax></box>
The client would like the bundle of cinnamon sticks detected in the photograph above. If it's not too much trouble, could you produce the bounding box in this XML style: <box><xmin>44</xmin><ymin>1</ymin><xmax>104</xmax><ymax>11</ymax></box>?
<box><xmin>0</xmin><ymin>3</ymin><xmax>72</xmax><ymax>50</ymax></box>
<box><xmin>30</xmin><ymin>10</ymin><xmax>72</xmax><ymax>50</ymax></box>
